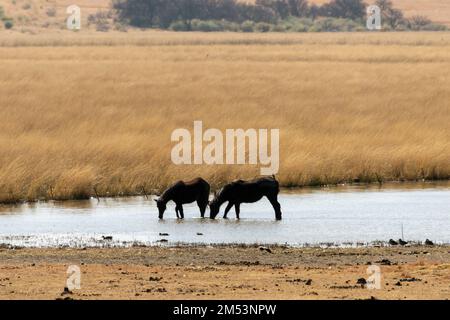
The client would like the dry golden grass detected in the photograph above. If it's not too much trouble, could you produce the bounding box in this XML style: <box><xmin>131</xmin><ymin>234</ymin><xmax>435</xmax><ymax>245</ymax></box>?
<box><xmin>2</xmin><ymin>30</ymin><xmax>450</xmax><ymax>47</ymax></box>
<box><xmin>0</xmin><ymin>31</ymin><xmax>449</xmax><ymax>202</ymax></box>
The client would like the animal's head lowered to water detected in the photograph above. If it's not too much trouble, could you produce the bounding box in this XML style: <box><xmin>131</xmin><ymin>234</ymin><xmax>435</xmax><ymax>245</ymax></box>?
<box><xmin>154</xmin><ymin>199</ymin><xmax>167</xmax><ymax>219</ymax></box>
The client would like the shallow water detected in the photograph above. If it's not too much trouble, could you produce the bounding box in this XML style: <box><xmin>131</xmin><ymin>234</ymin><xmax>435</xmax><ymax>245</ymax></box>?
<box><xmin>0</xmin><ymin>182</ymin><xmax>449</xmax><ymax>247</ymax></box>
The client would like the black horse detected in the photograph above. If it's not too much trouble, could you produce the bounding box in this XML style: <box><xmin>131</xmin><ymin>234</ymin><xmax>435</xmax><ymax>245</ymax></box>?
<box><xmin>209</xmin><ymin>176</ymin><xmax>282</xmax><ymax>220</ymax></box>
<box><xmin>155</xmin><ymin>178</ymin><xmax>210</xmax><ymax>219</ymax></box>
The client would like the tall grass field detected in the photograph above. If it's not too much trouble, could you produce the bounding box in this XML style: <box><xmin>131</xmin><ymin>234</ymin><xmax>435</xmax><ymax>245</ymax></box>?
<box><xmin>0</xmin><ymin>32</ymin><xmax>449</xmax><ymax>202</ymax></box>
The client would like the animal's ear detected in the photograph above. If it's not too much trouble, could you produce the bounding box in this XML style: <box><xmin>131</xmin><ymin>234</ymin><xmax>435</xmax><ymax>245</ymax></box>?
<box><xmin>154</xmin><ymin>199</ymin><xmax>158</xmax><ymax>203</ymax></box>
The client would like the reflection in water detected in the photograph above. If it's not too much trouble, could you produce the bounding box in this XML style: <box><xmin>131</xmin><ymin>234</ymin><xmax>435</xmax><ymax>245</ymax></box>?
<box><xmin>0</xmin><ymin>182</ymin><xmax>449</xmax><ymax>247</ymax></box>
<box><xmin>0</xmin><ymin>199</ymin><xmax>95</xmax><ymax>215</ymax></box>
<box><xmin>283</xmin><ymin>180</ymin><xmax>450</xmax><ymax>194</ymax></box>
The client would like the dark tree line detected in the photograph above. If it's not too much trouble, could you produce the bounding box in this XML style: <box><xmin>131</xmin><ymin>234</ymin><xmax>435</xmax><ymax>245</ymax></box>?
<box><xmin>114</xmin><ymin>0</ymin><xmax>274</xmax><ymax>28</ymax></box>
<box><xmin>113</xmin><ymin>0</ymin><xmax>370</xmax><ymax>29</ymax></box>
<box><xmin>113</xmin><ymin>0</ymin><xmax>443</xmax><ymax>31</ymax></box>
<box><xmin>320</xmin><ymin>0</ymin><xmax>366</xmax><ymax>21</ymax></box>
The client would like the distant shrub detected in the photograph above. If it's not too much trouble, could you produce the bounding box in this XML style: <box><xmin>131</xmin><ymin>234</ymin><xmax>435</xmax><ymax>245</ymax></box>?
<box><xmin>170</xmin><ymin>19</ymin><xmax>244</xmax><ymax>32</ymax></box>
<box><xmin>22</xmin><ymin>3</ymin><xmax>31</xmax><ymax>10</ymax></box>
<box><xmin>394</xmin><ymin>23</ymin><xmax>408</xmax><ymax>31</ymax></box>
<box><xmin>114</xmin><ymin>22</ymin><xmax>129</xmax><ymax>32</ymax></box>
<box><xmin>219</xmin><ymin>20</ymin><xmax>240</xmax><ymax>32</ymax></box>
<box><xmin>272</xmin><ymin>24</ymin><xmax>287</xmax><ymax>32</ymax></box>
<box><xmin>286</xmin><ymin>16</ymin><xmax>314</xmax><ymax>26</ymax></box>
<box><xmin>353</xmin><ymin>25</ymin><xmax>366</xmax><ymax>32</ymax></box>
<box><xmin>240</xmin><ymin>20</ymin><xmax>254</xmax><ymax>32</ymax></box>
<box><xmin>88</xmin><ymin>11</ymin><xmax>111</xmax><ymax>32</ymax></box>
<box><xmin>4</xmin><ymin>20</ymin><xmax>13</xmax><ymax>29</ymax></box>
<box><xmin>292</xmin><ymin>23</ymin><xmax>308</xmax><ymax>32</ymax></box>
<box><xmin>407</xmin><ymin>15</ymin><xmax>447</xmax><ymax>31</ymax></box>
<box><xmin>191</xmin><ymin>20</ymin><xmax>223</xmax><ymax>32</ymax></box>
<box><xmin>337</xmin><ymin>18</ymin><xmax>361</xmax><ymax>31</ymax></box>
<box><xmin>170</xmin><ymin>21</ymin><xmax>189</xmax><ymax>31</ymax></box>
<box><xmin>381</xmin><ymin>24</ymin><xmax>392</xmax><ymax>31</ymax></box>
<box><xmin>254</xmin><ymin>22</ymin><xmax>272</xmax><ymax>32</ymax></box>
<box><xmin>17</xmin><ymin>15</ymin><xmax>26</xmax><ymax>23</ymax></box>
<box><xmin>408</xmin><ymin>15</ymin><xmax>432</xmax><ymax>30</ymax></box>
<box><xmin>310</xmin><ymin>17</ymin><xmax>361</xmax><ymax>32</ymax></box>
<box><xmin>420</xmin><ymin>23</ymin><xmax>448</xmax><ymax>31</ymax></box>
<box><xmin>280</xmin><ymin>16</ymin><xmax>314</xmax><ymax>32</ymax></box>
<box><xmin>46</xmin><ymin>7</ymin><xmax>56</xmax><ymax>17</ymax></box>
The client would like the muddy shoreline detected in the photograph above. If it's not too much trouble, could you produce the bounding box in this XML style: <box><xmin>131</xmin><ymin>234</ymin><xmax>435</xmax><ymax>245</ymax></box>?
<box><xmin>0</xmin><ymin>245</ymin><xmax>448</xmax><ymax>300</ymax></box>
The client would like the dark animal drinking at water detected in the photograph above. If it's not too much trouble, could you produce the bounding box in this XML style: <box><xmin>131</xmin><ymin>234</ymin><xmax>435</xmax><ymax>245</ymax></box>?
<box><xmin>154</xmin><ymin>177</ymin><xmax>210</xmax><ymax>219</ymax></box>
<box><xmin>209</xmin><ymin>176</ymin><xmax>282</xmax><ymax>220</ymax></box>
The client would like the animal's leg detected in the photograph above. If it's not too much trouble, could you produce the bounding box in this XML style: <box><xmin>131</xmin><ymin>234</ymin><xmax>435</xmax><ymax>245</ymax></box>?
<box><xmin>175</xmin><ymin>204</ymin><xmax>185</xmax><ymax>219</ymax></box>
<box><xmin>267</xmin><ymin>195</ymin><xmax>282</xmax><ymax>220</ymax></box>
<box><xmin>223</xmin><ymin>202</ymin><xmax>233</xmax><ymax>219</ymax></box>
<box><xmin>235</xmin><ymin>203</ymin><xmax>240</xmax><ymax>220</ymax></box>
<box><xmin>197</xmin><ymin>200</ymin><xmax>206</xmax><ymax>218</ymax></box>
<box><xmin>178</xmin><ymin>204</ymin><xmax>184</xmax><ymax>219</ymax></box>
<box><xmin>175</xmin><ymin>206</ymin><xmax>180</xmax><ymax>219</ymax></box>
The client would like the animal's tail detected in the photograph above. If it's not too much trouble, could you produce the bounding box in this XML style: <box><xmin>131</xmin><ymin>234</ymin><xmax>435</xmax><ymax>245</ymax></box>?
<box><xmin>270</xmin><ymin>174</ymin><xmax>280</xmax><ymax>191</ymax></box>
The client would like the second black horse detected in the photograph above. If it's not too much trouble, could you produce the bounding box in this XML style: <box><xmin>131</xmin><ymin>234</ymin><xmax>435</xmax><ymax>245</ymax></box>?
<box><xmin>155</xmin><ymin>177</ymin><xmax>210</xmax><ymax>219</ymax></box>
<box><xmin>209</xmin><ymin>176</ymin><xmax>282</xmax><ymax>220</ymax></box>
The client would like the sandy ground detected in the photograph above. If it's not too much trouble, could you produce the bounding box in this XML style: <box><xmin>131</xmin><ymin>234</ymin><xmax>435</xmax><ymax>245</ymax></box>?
<box><xmin>0</xmin><ymin>245</ymin><xmax>448</xmax><ymax>300</ymax></box>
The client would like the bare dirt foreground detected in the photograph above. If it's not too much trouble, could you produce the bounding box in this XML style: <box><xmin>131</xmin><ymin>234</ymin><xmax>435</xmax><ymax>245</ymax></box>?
<box><xmin>0</xmin><ymin>246</ymin><xmax>448</xmax><ymax>300</ymax></box>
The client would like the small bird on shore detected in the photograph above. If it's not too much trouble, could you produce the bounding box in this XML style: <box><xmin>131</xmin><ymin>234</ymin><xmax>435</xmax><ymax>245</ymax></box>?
<box><xmin>389</xmin><ymin>239</ymin><xmax>398</xmax><ymax>246</ymax></box>
<box><xmin>259</xmin><ymin>246</ymin><xmax>272</xmax><ymax>254</ymax></box>
<box><xmin>425</xmin><ymin>239</ymin><xmax>434</xmax><ymax>246</ymax></box>
<box><xmin>398</xmin><ymin>239</ymin><xmax>408</xmax><ymax>246</ymax></box>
